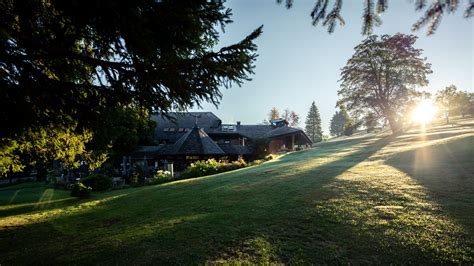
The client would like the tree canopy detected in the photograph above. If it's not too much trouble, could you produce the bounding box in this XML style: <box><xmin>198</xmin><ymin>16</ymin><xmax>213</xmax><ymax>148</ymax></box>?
<box><xmin>1</xmin><ymin>0</ymin><xmax>262</xmax><ymax>175</ymax></box>
<box><xmin>337</xmin><ymin>33</ymin><xmax>432</xmax><ymax>134</ymax></box>
<box><xmin>282</xmin><ymin>109</ymin><xmax>301</xmax><ymax>127</ymax></box>
<box><xmin>435</xmin><ymin>85</ymin><xmax>474</xmax><ymax>122</ymax></box>
<box><xmin>268</xmin><ymin>107</ymin><xmax>280</xmax><ymax>121</ymax></box>
<box><xmin>329</xmin><ymin>109</ymin><xmax>348</xmax><ymax>137</ymax></box>
<box><xmin>278</xmin><ymin>0</ymin><xmax>474</xmax><ymax>35</ymax></box>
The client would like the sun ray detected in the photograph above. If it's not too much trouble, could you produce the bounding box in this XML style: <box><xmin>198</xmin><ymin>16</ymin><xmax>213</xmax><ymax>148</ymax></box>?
<box><xmin>411</xmin><ymin>99</ymin><xmax>437</xmax><ymax>125</ymax></box>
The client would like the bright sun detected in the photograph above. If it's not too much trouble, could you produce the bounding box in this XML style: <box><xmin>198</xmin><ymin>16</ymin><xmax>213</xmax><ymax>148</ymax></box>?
<box><xmin>411</xmin><ymin>100</ymin><xmax>437</xmax><ymax>124</ymax></box>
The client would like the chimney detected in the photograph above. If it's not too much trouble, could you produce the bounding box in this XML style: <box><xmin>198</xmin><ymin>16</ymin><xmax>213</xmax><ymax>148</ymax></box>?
<box><xmin>236</xmin><ymin>121</ymin><xmax>241</xmax><ymax>126</ymax></box>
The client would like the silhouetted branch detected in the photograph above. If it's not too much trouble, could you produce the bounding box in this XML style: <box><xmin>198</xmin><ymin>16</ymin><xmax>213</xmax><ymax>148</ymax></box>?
<box><xmin>278</xmin><ymin>0</ymin><xmax>473</xmax><ymax>35</ymax></box>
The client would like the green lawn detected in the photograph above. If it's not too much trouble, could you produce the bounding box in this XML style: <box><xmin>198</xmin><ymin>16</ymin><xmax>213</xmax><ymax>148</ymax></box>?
<box><xmin>1</xmin><ymin>117</ymin><xmax>473</xmax><ymax>264</ymax></box>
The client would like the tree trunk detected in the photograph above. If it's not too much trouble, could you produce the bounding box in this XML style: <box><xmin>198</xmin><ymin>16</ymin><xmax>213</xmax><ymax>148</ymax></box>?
<box><xmin>387</xmin><ymin>115</ymin><xmax>402</xmax><ymax>135</ymax></box>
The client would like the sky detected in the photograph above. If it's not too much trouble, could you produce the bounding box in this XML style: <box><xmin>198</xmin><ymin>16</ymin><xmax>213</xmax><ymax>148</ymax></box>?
<box><xmin>191</xmin><ymin>0</ymin><xmax>473</xmax><ymax>133</ymax></box>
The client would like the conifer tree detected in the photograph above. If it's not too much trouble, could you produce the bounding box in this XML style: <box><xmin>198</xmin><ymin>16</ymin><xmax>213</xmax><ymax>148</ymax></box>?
<box><xmin>305</xmin><ymin>101</ymin><xmax>323</xmax><ymax>143</ymax></box>
<box><xmin>1</xmin><ymin>1</ymin><xmax>262</xmax><ymax>175</ymax></box>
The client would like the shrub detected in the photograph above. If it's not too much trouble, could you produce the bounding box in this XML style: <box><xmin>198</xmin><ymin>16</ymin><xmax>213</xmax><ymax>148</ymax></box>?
<box><xmin>232</xmin><ymin>158</ymin><xmax>247</xmax><ymax>168</ymax></box>
<box><xmin>249</xmin><ymin>154</ymin><xmax>277</xmax><ymax>166</ymax></box>
<box><xmin>250</xmin><ymin>159</ymin><xmax>264</xmax><ymax>166</ymax></box>
<box><xmin>180</xmin><ymin>158</ymin><xmax>247</xmax><ymax>179</ymax></box>
<box><xmin>264</xmin><ymin>154</ymin><xmax>278</xmax><ymax>161</ymax></box>
<box><xmin>147</xmin><ymin>170</ymin><xmax>173</xmax><ymax>185</ymax></box>
<box><xmin>70</xmin><ymin>182</ymin><xmax>92</xmax><ymax>199</ymax></box>
<box><xmin>81</xmin><ymin>173</ymin><xmax>112</xmax><ymax>191</ymax></box>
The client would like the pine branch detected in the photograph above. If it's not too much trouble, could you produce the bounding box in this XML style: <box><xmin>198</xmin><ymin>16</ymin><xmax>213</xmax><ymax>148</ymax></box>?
<box><xmin>323</xmin><ymin>0</ymin><xmax>345</xmax><ymax>33</ymax></box>
<box><xmin>376</xmin><ymin>0</ymin><xmax>388</xmax><ymax>14</ymax></box>
<box><xmin>412</xmin><ymin>1</ymin><xmax>444</xmax><ymax>35</ymax></box>
<box><xmin>311</xmin><ymin>0</ymin><xmax>329</xmax><ymax>26</ymax></box>
<box><xmin>278</xmin><ymin>0</ymin><xmax>470</xmax><ymax>35</ymax></box>
<box><xmin>465</xmin><ymin>0</ymin><xmax>474</xmax><ymax>17</ymax></box>
<box><xmin>415</xmin><ymin>0</ymin><xmax>427</xmax><ymax>11</ymax></box>
<box><xmin>362</xmin><ymin>0</ymin><xmax>382</xmax><ymax>35</ymax></box>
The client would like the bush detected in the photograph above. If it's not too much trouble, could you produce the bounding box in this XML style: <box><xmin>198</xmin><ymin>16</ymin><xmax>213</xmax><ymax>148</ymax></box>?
<box><xmin>81</xmin><ymin>173</ymin><xmax>112</xmax><ymax>191</ymax></box>
<box><xmin>147</xmin><ymin>170</ymin><xmax>173</xmax><ymax>185</ymax></box>
<box><xmin>249</xmin><ymin>154</ymin><xmax>277</xmax><ymax>166</ymax></box>
<box><xmin>70</xmin><ymin>182</ymin><xmax>92</xmax><ymax>199</ymax></box>
<box><xmin>264</xmin><ymin>154</ymin><xmax>278</xmax><ymax>161</ymax></box>
<box><xmin>250</xmin><ymin>159</ymin><xmax>264</xmax><ymax>166</ymax></box>
<box><xmin>233</xmin><ymin>158</ymin><xmax>247</xmax><ymax>168</ymax></box>
<box><xmin>180</xmin><ymin>158</ymin><xmax>247</xmax><ymax>179</ymax></box>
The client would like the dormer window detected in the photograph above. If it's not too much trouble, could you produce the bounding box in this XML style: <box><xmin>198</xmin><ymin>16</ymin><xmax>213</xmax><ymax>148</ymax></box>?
<box><xmin>222</xmin><ymin>125</ymin><xmax>236</xmax><ymax>132</ymax></box>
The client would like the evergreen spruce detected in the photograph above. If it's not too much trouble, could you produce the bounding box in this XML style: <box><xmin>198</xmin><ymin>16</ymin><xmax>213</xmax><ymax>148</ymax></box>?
<box><xmin>305</xmin><ymin>101</ymin><xmax>323</xmax><ymax>143</ymax></box>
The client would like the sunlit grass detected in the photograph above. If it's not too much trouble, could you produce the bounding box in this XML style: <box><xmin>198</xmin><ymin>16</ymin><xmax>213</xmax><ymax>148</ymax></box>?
<box><xmin>1</xmin><ymin>117</ymin><xmax>473</xmax><ymax>264</ymax></box>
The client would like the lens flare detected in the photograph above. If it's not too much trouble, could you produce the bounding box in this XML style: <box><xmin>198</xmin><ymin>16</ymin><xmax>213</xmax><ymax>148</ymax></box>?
<box><xmin>411</xmin><ymin>100</ymin><xmax>437</xmax><ymax>125</ymax></box>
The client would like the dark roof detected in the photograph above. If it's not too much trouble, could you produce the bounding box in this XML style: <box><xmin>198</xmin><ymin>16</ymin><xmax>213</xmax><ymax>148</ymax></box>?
<box><xmin>130</xmin><ymin>145</ymin><xmax>166</xmax><ymax>158</ymax></box>
<box><xmin>160</xmin><ymin>126</ymin><xmax>225</xmax><ymax>155</ymax></box>
<box><xmin>213</xmin><ymin>124</ymin><xmax>307</xmax><ymax>140</ymax></box>
<box><xmin>152</xmin><ymin>112</ymin><xmax>221</xmax><ymax>143</ymax></box>
<box><xmin>151</xmin><ymin>112</ymin><xmax>312</xmax><ymax>144</ymax></box>
<box><xmin>221</xmin><ymin>125</ymin><xmax>271</xmax><ymax>139</ymax></box>
<box><xmin>265</xmin><ymin>126</ymin><xmax>302</xmax><ymax>138</ymax></box>
<box><xmin>217</xmin><ymin>144</ymin><xmax>253</xmax><ymax>155</ymax></box>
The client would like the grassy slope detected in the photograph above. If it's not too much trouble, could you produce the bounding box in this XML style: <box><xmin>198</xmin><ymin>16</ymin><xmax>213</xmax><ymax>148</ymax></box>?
<box><xmin>1</xmin><ymin>118</ymin><xmax>473</xmax><ymax>264</ymax></box>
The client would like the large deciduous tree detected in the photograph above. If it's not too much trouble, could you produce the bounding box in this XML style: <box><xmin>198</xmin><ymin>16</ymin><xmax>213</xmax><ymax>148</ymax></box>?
<box><xmin>337</xmin><ymin>34</ymin><xmax>432</xmax><ymax>134</ymax></box>
<box><xmin>1</xmin><ymin>0</ymin><xmax>262</xmax><ymax>175</ymax></box>
<box><xmin>305</xmin><ymin>101</ymin><xmax>322</xmax><ymax>142</ymax></box>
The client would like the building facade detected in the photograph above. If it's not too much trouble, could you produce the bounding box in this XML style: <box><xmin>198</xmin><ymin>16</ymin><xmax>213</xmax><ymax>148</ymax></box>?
<box><xmin>128</xmin><ymin>112</ymin><xmax>312</xmax><ymax>171</ymax></box>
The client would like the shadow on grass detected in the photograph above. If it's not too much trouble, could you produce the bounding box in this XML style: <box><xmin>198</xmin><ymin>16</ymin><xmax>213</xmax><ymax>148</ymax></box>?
<box><xmin>0</xmin><ymin>182</ymin><xmax>77</xmax><ymax>217</ymax></box>
<box><xmin>1</xmin><ymin>135</ymin><xmax>396</xmax><ymax>265</ymax></box>
<box><xmin>385</xmin><ymin>135</ymin><xmax>474</xmax><ymax>239</ymax></box>
<box><xmin>5</xmin><ymin>133</ymin><xmax>473</xmax><ymax>264</ymax></box>
<box><xmin>2</xmin><ymin>132</ymin><xmax>472</xmax><ymax>264</ymax></box>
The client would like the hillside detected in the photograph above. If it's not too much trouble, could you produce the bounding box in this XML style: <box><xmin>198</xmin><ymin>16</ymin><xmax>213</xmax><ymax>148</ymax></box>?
<box><xmin>1</xmin><ymin>117</ymin><xmax>473</xmax><ymax>264</ymax></box>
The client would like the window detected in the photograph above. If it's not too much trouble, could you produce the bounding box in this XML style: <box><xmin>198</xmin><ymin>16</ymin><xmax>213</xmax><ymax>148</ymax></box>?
<box><xmin>169</xmin><ymin>128</ymin><xmax>176</xmax><ymax>132</ymax></box>
<box><xmin>222</xmin><ymin>125</ymin><xmax>236</xmax><ymax>132</ymax></box>
<box><xmin>163</xmin><ymin>128</ymin><xmax>169</xmax><ymax>132</ymax></box>
<box><xmin>186</xmin><ymin>156</ymin><xmax>200</xmax><ymax>160</ymax></box>
<box><xmin>178</xmin><ymin>128</ymin><xmax>185</xmax><ymax>132</ymax></box>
